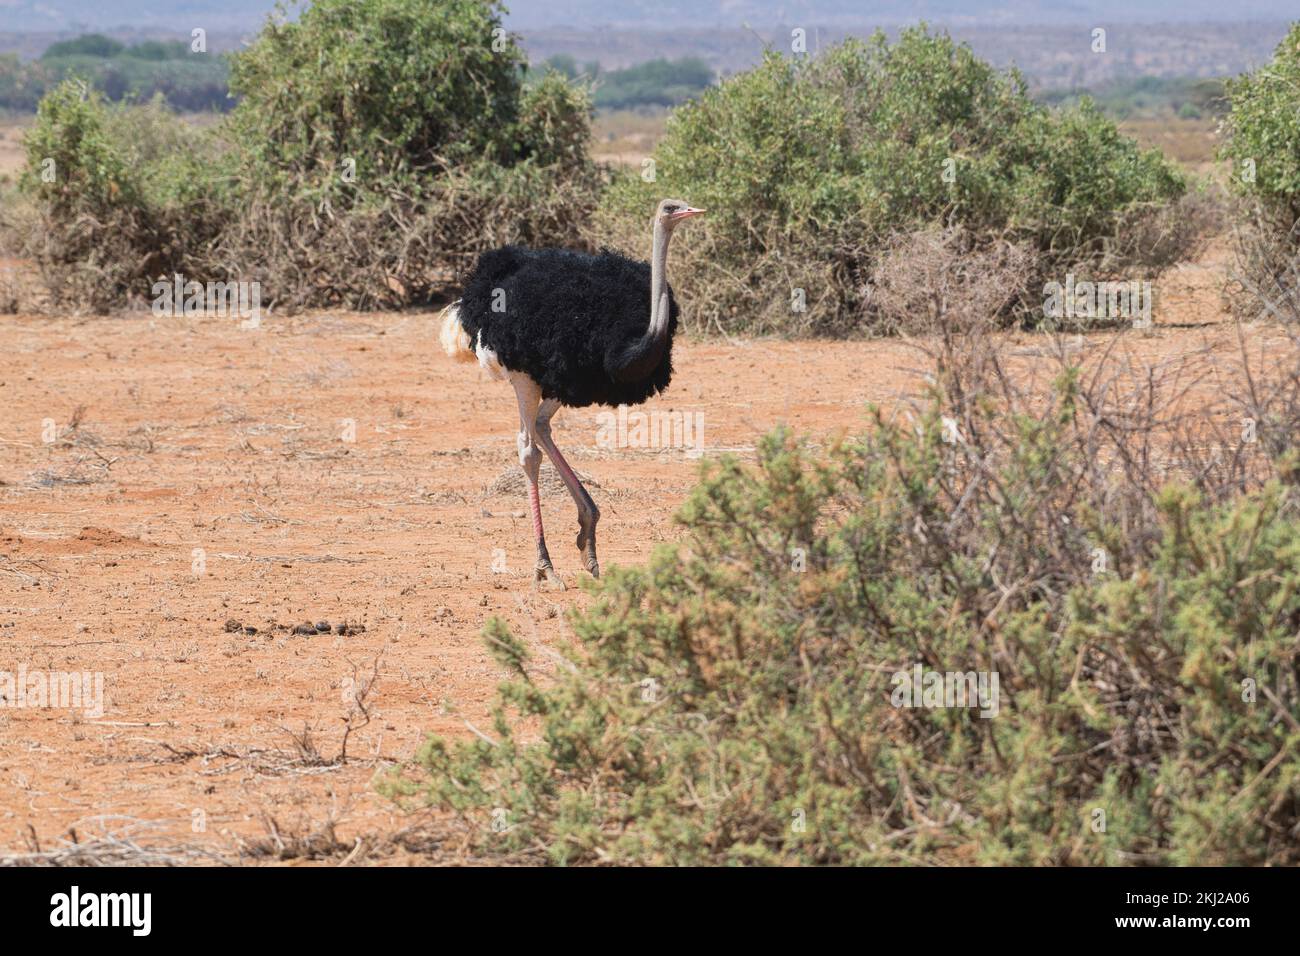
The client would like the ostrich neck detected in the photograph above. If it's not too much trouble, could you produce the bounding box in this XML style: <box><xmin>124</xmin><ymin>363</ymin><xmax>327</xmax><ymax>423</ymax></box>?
<box><xmin>611</xmin><ymin>219</ymin><xmax>674</xmax><ymax>382</ymax></box>
<box><xmin>649</xmin><ymin>219</ymin><xmax>672</xmax><ymax>340</ymax></box>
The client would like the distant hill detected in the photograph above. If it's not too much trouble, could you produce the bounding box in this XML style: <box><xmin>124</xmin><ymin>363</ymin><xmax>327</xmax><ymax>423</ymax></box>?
<box><xmin>504</xmin><ymin>0</ymin><xmax>1300</xmax><ymax>29</ymax></box>
<box><xmin>0</xmin><ymin>1</ymin><xmax>278</xmax><ymax>32</ymax></box>
<box><xmin>525</xmin><ymin>21</ymin><xmax>1291</xmax><ymax>86</ymax></box>
<box><xmin>0</xmin><ymin>2</ymin><xmax>1291</xmax><ymax>98</ymax></box>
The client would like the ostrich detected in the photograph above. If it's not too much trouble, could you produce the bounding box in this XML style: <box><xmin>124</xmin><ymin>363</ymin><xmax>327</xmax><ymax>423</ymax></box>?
<box><xmin>440</xmin><ymin>198</ymin><xmax>704</xmax><ymax>589</ymax></box>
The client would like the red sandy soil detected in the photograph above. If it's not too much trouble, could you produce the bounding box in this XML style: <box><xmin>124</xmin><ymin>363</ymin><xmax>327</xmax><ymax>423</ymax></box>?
<box><xmin>0</xmin><ymin>240</ymin><xmax>1289</xmax><ymax>864</ymax></box>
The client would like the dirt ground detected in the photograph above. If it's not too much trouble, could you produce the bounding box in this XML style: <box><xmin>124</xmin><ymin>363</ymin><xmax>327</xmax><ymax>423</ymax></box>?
<box><xmin>0</xmin><ymin>239</ymin><xmax>1285</xmax><ymax>864</ymax></box>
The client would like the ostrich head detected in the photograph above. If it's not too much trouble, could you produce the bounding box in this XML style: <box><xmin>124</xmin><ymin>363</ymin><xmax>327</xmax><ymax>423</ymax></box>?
<box><xmin>655</xmin><ymin>198</ymin><xmax>705</xmax><ymax>230</ymax></box>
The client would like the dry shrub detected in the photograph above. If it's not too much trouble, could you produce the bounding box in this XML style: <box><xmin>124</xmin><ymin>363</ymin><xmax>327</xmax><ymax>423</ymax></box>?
<box><xmin>0</xmin><ymin>227</ymin><xmax>44</xmax><ymax>314</ymax></box>
<box><xmin>585</xmin><ymin>205</ymin><xmax>865</xmax><ymax>338</ymax></box>
<box><xmin>867</xmin><ymin>226</ymin><xmax>1038</xmax><ymax>337</ymax></box>
<box><xmin>386</xmin><ymin>272</ymin><xmax>1300</xmax><ymax>865</ymax></box>
<box><xmin>1226</xmin><ymin>202</ymin><xmax>1300</xmax><ymax>326</ymax></box>
<box><xmin>11</xmin><ymin>85</ymin><xmax>230</xmax><ymax>312</ymax></box>
<box><xmin>1105</xmin><ymin>186</ymin><xmax>1226</xmax><ymax>272</ymax></box>
<box><xmin>17</xmin><ymin>204</ymin><xmax>160</xmax><ymax>314</ymax></box>
<box><xmin>201</xmin><ymin>161</ymin><xmax>604</xmax><ymax>311</ymax></box>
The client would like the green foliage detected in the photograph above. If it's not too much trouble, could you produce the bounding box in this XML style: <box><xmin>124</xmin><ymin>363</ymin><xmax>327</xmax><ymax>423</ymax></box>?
<box><xmin>384</xmin><ymin>366</ymin><xmax>1300</xmax><ymax>866</ymax></box>
<box><xmin>1039</xmin><ymin>75</ymin><xmax>1227</xmax><ymax>120</ymax></box>
<box><xmin>211</xmin><ymin>0</ymin><xmax>599</xmax><ymax>307</ymax></box>
<box><xmin>592</xmin><ymin>57</ymin><xmax>713</xmax><ymax>110</ymax></box>
<box><xmin>514</xmin><ymin>70</ymin><xmax>596</xmax><ymax>169</ymax></box>
<box><xmin>593</xmin><ymin>27</ymin><xmax>1187</xmax><ymax>336</ymax></box>
<box><xmin>6</xmin><ymin>34</ymin><xmax>232</xmax><ymax>113</ymax></box>
<box><xmin>228</xmin><ymin>0</ymin><xmax>529</xmax><ymax>185</ymax></box>
<box><xmin>0</xmin><ymin>54</ymin><xmax>38</xmax><ymax>112</ymax></box>
<box><xmin>541</xmin><ymin>54</ymin><xmax>582</xmax><ymax>80</ymax></box>
<box><xmin>534</xmin><ymin>55</ymin><xmax>712</xmax><ymax>109</ymax></box>
<box><xmin>16</xmin><ymin>81</ymin><xmax>229</xmax><ymax>309</ymax></box>
<box><xmin>1220</xmin><ymin>22</ymin><xmax>1300</xmax><ymax>322</ymax></box>
<box><xmin>41</xmin><ymin>34</ymin><xmax>126</xmax><ymax>60</ymax></box>
<box><xmin>120</xmin><ymin>40</ymin><xmax>191</xmax><ymax>62</ymax></box>
<box><xmin>21</xmin><ymin>79</ymin><xmax>139</xmax><ymax>215</ymax></box>
<box><xmin>1221</xmin><ymin>22</ymin><xmax>1300</xmax><ymax>227</ymax></box>
<box><xmin>19</xmin><ymin>0</ymin><xmax>601</xmax><ymax>310</ymax></box>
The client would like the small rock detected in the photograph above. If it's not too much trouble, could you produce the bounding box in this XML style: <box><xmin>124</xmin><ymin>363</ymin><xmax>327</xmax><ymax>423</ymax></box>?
<box><xmin>292</xmin><ymin>622</ymin><xmax>316</xmax><ymax>635</ymax></box>
<box><xmin>223</xmin><ymin>619</ymin><xmax>241</xmax><ymax>633</ymax></box>
<box><xmin>243</xmin><ymin>626</ymin><xmax>258</xmax><ymax>636</ymax></box>
<box><xmin>315</xmin><ymin>620</ymin><xmax>330</xmax><ymax>632</ymax></box>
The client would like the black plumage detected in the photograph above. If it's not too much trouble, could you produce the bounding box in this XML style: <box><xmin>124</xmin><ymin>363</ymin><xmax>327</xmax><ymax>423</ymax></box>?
<box><xmin>457</xmin><ymin>245</ymin><xmax>678</xmax><ymax>408</ymax></box>
<box><xmin>443</xmin><ymin>198</ymin><xmax>702</xmax><ymax>586</ymax></box>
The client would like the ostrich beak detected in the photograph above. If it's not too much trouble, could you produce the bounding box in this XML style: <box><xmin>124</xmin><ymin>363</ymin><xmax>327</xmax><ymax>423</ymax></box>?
<box><xmin>669</xmin><ymin>206</ymin><xmax>706</xmax><ymax>222</ymax></box>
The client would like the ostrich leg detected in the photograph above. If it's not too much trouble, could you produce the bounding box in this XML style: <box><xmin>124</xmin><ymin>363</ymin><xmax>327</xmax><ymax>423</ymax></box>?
<box><xmin>513</xmin><ymin>378</ymin><xmax>565</xmax><ymax>591</ymax></box>
<box><xmin>534</xmin><ymin>399</ymin><xmax>601</xmax><ymax>578</ymax></box>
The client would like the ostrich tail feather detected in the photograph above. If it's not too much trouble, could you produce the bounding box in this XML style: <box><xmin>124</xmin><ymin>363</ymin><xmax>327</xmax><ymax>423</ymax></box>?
<box><xmin>439</xmin><ymin>303</ymin><xmax>475</xmax><ymax>363</ymax></box>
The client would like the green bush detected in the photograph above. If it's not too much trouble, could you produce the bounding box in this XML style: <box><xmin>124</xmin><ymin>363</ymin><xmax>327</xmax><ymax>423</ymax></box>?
<box><xmin>382</xmin><ymin>327</ymin><xmax>1300</xmax><ymax>865</ymax></box>
<box><xmin>1221</xmin><ymin>22</ymin><xmax>1300</xmax><ymax>227</ymax></box>
<box><xmin>18</xmin><ymin>0</ymin><xmax>601</xmax><ymax>311</ymax></box>
<box><xmin>14</xmin><ymin>82</ymin><xmax>225</xmax><ymax>310</ymax></box>
<box><xmin>1038</xmin><ymin>76</ymin><xmax>1227</xmax><ymax>121</ymax></box>
<box><xmin>546</xmin><ymin>56</ymin><xmax>601</xmax><ymax>82</ymax></box>
<box><xmin>120</xmin><ymin>41</ymin><xmax>190</xmax><ymax>62</ymax></box>
<box><xmin>40</xmin><ymin>34</ymin><xmax>125</xmax><ymax>60</ymax></box>
<box><xmin>592</xmin><ymin>27</ymin><xmax>1187</xmax><ymax>336</ymax></box>
<box><xmin>212</xmin><ymin>0</ymin><xmax>600</xmax><ymax>308</ymax></box>
<box><xmin>0</xmin><ymin>54</ymin><xmax>44</xmax><ymax>112</ymax></box>
<box><xmin>227</xmin><ymin>0</ymin><xmax>530</xmax><ymax>184</ymax></box>
<box><xmin>21</xmin><ymin>79</ymin><xmax>139</xmax><ymax>216</ymax></box>
<box><xmin>1220</xmin><ymin>22</ymin><xmax>1300</xmax><ymax>323</ymax></box>
<box><xmin>12</xmin><ymin>35</ymin><xmax>233</xmax><ymax>113</ymax></box>
<box><xmin>592</xmin><ymin>58</ymin><xmax>714</xmax><ymax>110</ymax></box>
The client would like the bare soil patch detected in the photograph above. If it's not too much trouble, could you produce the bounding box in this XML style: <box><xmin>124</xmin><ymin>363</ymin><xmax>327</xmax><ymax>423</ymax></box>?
<box><xmin>0</xmin><ymin>241</ymin><xmax>1279</xmax><ymax>863</ymax></box>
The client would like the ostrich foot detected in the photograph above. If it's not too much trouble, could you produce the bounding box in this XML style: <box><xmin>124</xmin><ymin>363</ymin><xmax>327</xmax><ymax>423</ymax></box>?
<box><xmin>576</xmin><ymin>514</ymin><xmax>600</xmax><ymax>578</ymax></box>
<box><xmin>534</xmin><ymin>559</ymin><xmax>566</xmax><ymax>591</ymax></box>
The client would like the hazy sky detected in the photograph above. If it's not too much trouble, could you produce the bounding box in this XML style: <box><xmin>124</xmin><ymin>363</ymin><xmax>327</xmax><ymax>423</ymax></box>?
<box><xmin>1</xmin><ymin>0</ymin><xmax>1295</xmax><ymax>33</ymax></box>
<box><xmin>500</xmin><ymin>0</ymin><xmax>1298</xmax><ymax>28</ymax></box>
